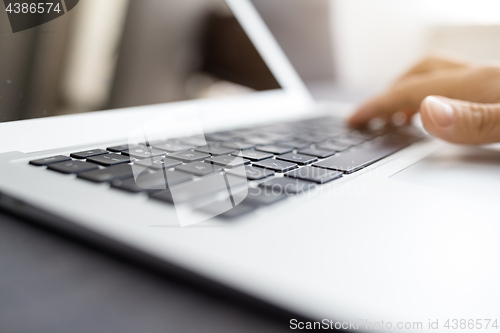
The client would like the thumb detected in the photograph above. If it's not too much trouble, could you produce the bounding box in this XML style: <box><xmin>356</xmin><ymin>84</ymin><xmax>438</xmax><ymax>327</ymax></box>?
<box><xmin>421</xmin><ymin>96</ymin><xmax>500</xmax><ymax>144</ymax></box>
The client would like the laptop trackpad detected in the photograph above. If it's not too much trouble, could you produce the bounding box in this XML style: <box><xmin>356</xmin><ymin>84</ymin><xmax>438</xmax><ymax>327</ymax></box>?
<box><xmin>391</xmin><ymin>144</ymin><xmax>500</xmax><ymax>198</ymax></box>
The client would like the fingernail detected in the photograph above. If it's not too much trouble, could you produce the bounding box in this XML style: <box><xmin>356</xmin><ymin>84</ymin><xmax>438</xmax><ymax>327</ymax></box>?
<box><xmin>424</xmin><ymin>96</ymin><xmax>454</xmax><ymax>127</ymax></box>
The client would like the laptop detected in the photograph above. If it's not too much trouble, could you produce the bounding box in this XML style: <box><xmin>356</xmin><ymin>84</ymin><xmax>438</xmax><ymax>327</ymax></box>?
<box><xmin>1</xmin><ymin>1</ymin><xmax>499</xmax><ymax>331</ymax></box>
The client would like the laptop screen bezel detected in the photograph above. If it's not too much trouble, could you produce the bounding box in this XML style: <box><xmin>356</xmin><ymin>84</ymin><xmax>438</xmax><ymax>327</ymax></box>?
<box><xmin>226</xmin><ymin>0</ymin><xmax>314</xmax><ymax>106</ymax></box>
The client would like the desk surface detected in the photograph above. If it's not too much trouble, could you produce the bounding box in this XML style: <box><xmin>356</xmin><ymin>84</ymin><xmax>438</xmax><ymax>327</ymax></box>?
<box><xmin>0</xmin><ymin>210</ymin><xmax>293</xmax><ymax>333</ymax></box>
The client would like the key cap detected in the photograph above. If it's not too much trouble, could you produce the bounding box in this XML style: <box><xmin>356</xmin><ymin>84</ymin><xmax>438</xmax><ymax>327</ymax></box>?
<box><xmin>255</xmin><ymin>145</ymin><xmax>293</xmax><ymax>155</ymax></box>
<box><xmin>195</xmin><ymin>144</ymin><xmax>236</xmax><ymax>156</ymax></box>
<box><xmin>175</xmin><ymin>162</ymin><xmax>222</xmax><ymax>176</ymax></box>
<box><xmin>112</xmin><ymin>170</ymin><xmax>194</xmax><ymax>192</ymax></box>
<box><xmin>87</xmin><ymin>153</ymin><xmax>132</xmax><ymax>166</ymax></box>
<box><xmin>70</xmin><ymin>149</ymin><xmax>108</xmax><ymax>159</ymax></box>
<box><xmin>107</xmin><ymin>144</ymin><xmax>141</xmax><ymax>152</ymax></box>
<box><xmin>47</xmin><ymin>160</ymin><xmax>99</xmax><ymax>174</ymax></box>
<box><xmin>335</xmin><ymin>133</ymin><xmax>368</xmax><ymax>146</ymax></box>
<box><xmin>134</xmin><ymin>157</ymin><xmax>181</xmax><ymax>169</ymax></box>
<box><xmin>220</xmin><ymin>142</ymin><xmax>255</xmax><ymax>150</ymax></box>
<box><xmin>231</xmin><ymin>150</ymin><xmax>273</xmax><ymax>161</ymax></box>
<box><xmin>275</xmin><ymin>140</ymin><xmax>312</xmax><ymax>149</ymax></box>
<box><xmin>313</xmin><ymin>140</ymin><xmax>410</xmax><ymax>174</ymax></box>
<box><xmin>204</xmin><ymin>133</ymin><xmax>238</xmax><ymax>142</ymax></box>
<box><xmin>252</xmin><ymin>159</ymin><xmax>298</xmax><ymax>173</ymax></box>
<box><xmin>294</xmin><ymin>133</ymin><xmax>329</xmax><ymax>143</ymax></box>
<box><xmin>226</xmin><ymin>166</ymin><xmax>274</xmax><ymax>180</ymax></box>
<box><xmin>179</xmin><ymin>136</ymin><xmax>208</xmax><ymax>147</ymax></box>
<box><xmin>317</xmin><ymin>141</ymin><xmax>351</xmax><ymax>152</ymax></box>
<box><xmin>240</xmin><ymin>187</ymin><xmax>287</xmax><ymax>206</ymax></box>
<box><xmin>150</xmin><ymin>172</ymin><xmax>242</xmax><ymax>204</ymax></box>
<box><xmin>29</xmin><ymin>155</ymin><xmax>71</xmax><ymax>166</ymax></box>
<box><xmin>78</xmin><ymin>164</ymin><xmax>135</xmax><ymax>183</ymax></box>
<box><xmin>122</xmin><ymin>147</ymin><xmax>165</xmax><ymax>159</ymax></box>
<box><xmin>168</xmin><ymin>150</ymin><xmax>209</xmax><ymax>163</ymax></box>
<box><xmin>139</xmin><ymin>140</ymin><xmax>167</xmax><ymax>147</ymax></box>
<box><xmin>153</xmin><ymin>142</ymin><xmax>195</xmax><ymax>153</ymax></box>
<box><xmin>259</xmin><ymin>177</ymin><xmax>315</xmax><ymax>195</ymax></box>
<box><xmin>276</xmin><ymin>153</ymin><xmax>318</xmax><ymax>165</ymax></box>
<box><xmin>112</xmin><ymin>177</ymin><xmax>154</xmax><ymax>193</ymax></box>
<box><xmin>198</xmin><ymin>201</ymin><xmax>256</xmax><ymax>219</ymax></box>
<box><xmin>204</xmin><ymin>155</ymin><xmax>250</xmax><ymax>168</ymax></box>
<box><xmin>316</xmin><ymin>126</ymin><xmax>350</xmax><ymax>137</ymax></box>
<box><xmin>285</xmin><ymin>166</ymin><xmax>342</xmax><ymax>184</ymax></box>
<box><xmin>298</xmin><ymin>148</ymin><xmax>336</xmax><ymax>158</ymax></box>
<box><xmin>241</xmin><ymin>136</ymin><xmax>274</xmax><ymax>145</ymax></box>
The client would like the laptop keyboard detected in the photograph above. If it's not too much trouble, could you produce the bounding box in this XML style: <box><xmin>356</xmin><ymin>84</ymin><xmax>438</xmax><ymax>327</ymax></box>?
<box><xmin>28</xmin><ymin>116</ymin><xmax>424</xmax><ymax>219</ymax></box>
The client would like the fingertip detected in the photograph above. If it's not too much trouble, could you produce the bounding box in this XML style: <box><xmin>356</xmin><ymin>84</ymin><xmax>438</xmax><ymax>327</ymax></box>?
<box><xmin>348</xmin><ymin>103</ymin><xmax>377</xmax><ymax>127</ymax></box>
<box><xmin>347</xmin><ymin>112</ymin><xmax>366</xmax><ymax>127</ymax></box>
<box><xmin>420</xmin><ymin>96</ymin><xmax>455</xmax><ymax>133</ymax></box>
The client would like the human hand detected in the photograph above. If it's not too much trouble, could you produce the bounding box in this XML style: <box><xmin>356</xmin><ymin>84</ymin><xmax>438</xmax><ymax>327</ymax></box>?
<box><xmin>348</xmin><ymin>55</ymin><xmax>500</xmax><ymax>144</ymax></box>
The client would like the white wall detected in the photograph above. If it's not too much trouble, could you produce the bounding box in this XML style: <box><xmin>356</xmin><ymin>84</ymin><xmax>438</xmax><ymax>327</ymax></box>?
<box><xmin>330</xmin><ymin>0</ymin><xmax>500</xmax><ymax>90</ymax></box>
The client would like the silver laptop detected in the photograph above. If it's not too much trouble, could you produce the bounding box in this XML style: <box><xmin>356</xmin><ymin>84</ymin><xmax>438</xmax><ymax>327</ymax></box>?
<box><xmin>1</xmin><ymin>1</ymin><xmax>499</xmax><ymax>331</ymax></box>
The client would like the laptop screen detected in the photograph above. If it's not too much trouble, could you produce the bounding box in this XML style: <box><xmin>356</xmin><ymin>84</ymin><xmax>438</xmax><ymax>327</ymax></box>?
<box><xmin>0</xmin><ymin>0</ymin><xmax>281</xmax><ymax>123</ymax></box>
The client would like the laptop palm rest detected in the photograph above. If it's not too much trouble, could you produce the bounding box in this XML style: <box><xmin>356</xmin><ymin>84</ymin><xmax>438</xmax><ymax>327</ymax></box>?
<box><xmin>391</xmin><ymin>144</ymin><xmax>500</xmax><ymax>198</ymax></box>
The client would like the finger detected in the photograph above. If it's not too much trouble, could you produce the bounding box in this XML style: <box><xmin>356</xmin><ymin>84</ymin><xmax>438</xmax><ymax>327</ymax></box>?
<box><xmin>421</xmin><ymin>96</ymin><xmax>500</xmax><ymax>144</ymax></box>
<box><xmin>393</xmin><ymin>54</ymin><xmax>471</xmax><ymax>86</ymax></box>
<box><xmin>349</xmin><ymin>67</ymin><xmax>474</xmax><ymax>127</ymax></box>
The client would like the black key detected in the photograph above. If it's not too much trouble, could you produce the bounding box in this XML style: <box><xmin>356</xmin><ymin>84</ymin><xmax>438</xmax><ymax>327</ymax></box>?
<box><xmin>112</xmin><ymin>177</ymin><xmax>154</xmax><ymax>193</ymax></box>
<box><xmin>231</xmin><ymin>150</ymin><xmax>273</xmax><ymax>161</ymax></box>
<box><xmin>112</xmin><ymin>170</ymin><xmax>193</xmax><ymax>192</ymax></box>
<box><xmin>29</xmin><ymin>155</ymin><xmax>70</xmax><ymax>166</ymax></box>
<box><xmin>77</xmin><ymin>164</ymin><xmax>135</xmax><ymax>183</ymax></box>
<box><xmin>240</xmin><ymin>187</ymin><xmax>287</xmax><ymax>206</ymax></box>
<box><xmin>134</xmin><ymin>157</ymin><xmax>181</xmax><ymax>169</ymax></box>
<box><xmin>221</xmin><ymin>142</ymin><xmax>255</xmax><ymax>150</ymax></box>
<box><xmin>313</xmin><ymin>140</ymin><xmax>410</xmax><ymax>174</ymax></box>
<box><xmin>198</xmin><ymin>201</ymin><xmax>256</xmax><ymax>219</ymax></box>
<box><xmin>204</xmin><ymin>133</ymin><xmax>238</xmax><ymax>142</ymax></box>
<box><xmin>259</xmin><ymin>177</ymin><xmax>315</xmax><ymax>195</ymax></box>
<box><xmin>242</xmin><ymin>136</ymin><xmax>274</xmax><ymax>145</ymax></box>
<box><xmin>255</xmin><ymin>145</ymin><xmax>293</xmax><ymax>155</ymax></box>
<box><xmin>316</xmin><ymin>125</ymin><xmax>350</xmax><ymax>137</ymax></box>
<box><xmin>175</xmin><ymin>162</ymin><xmax>222</xmax><ymax>176</ymax></box>
<box><xmin>204</xmin><ymin>155</ymin><xmax>250</xmax><ymax>168</ymax></box>
<box><xmin>276</xmin><ymin>153</ymin><xmax>318</xmax><ymax>165</ymax></box>
<box><xmin>294</xmin><ymin>133</ymin><xmax>329</xmax><ymax>143</ymax></box>
<box><xmin>285</xmin><ymin>166</ymin><xmax>342</xmax><ymax>184</ymax></box>
<box><xmin>47</xmin><ymin>160</ymin><xmax>99</xmax><ymax>174</ymax></box>
<box><xmin>139</xmin><ymin>140</ymin><xmax>167</xmax><ymax>147</ymax></box>
<box><xmin>87</xmin><ymin>153</ymin><xmax>132</xmax><ymax>166</ymax></box>
<box><xmin>179</xmin><ymin>136</ymin><xmax>208</xmax><ymax>147</ymax></box>
<box><xmin>150</xmin><ymin>172</ymin><xmax>244</xmax><ymax>204</ymax></box>
<box><xmin>276</xmin><ymin>140</ymin><xmax>312</xmax><ymax>149</ymax></box>
<box><xmin>122</xmin><ymin>147</ymin><xmax>165</xmax><ymax>159</ymax></box>
<box><xmin>168</xmin><ymin>150</ymin><xmax>209</xmax><ymax>163</ymax></box>
<box><xmin>317</xmin><ymin>141</ymin><xmax>351</xmax><ymax>152</ymax></box>
<box><xmin>252</xmin><ymin>159</ymin><xmax>298</xmax><ymax>173</ymax></box>
<box><xmin>298</xmin><ymin>148</ymin><xmax>336</xmax><ymax>158</ymax></box>
<box><xmin>107</xmin><ymin>144</ymin><xmax>141</xmax><ymax>152</ymax></box>
<box><xmin>335</xmin><ymin>134</ymin><xmax>368</xmax><ymax>146</ymax></box>
<box><xmin>226</xmin><ymin>166</ymin><xmax>274</xmax><ymax>180</ymax></box>
<box><xmin>195</xmin><ymin>144</ymin><xmax>236</xmax><ymax>156</ymax></box>
<box><xmin>70</xmin><ymin>149</ymin><xmax>108</xmax><ymax>159</ymax></box>
<box><xmin>153</xmin><ymin>142</ymin><xmax>195</xmax><ymax>153</ymax></box>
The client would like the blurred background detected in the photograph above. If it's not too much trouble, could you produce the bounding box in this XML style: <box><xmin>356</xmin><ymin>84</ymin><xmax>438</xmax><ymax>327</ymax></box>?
<box><xmin>1</xmin><ymin>0</ymin><xmax>500</xmax><ymax>123</ymax></box>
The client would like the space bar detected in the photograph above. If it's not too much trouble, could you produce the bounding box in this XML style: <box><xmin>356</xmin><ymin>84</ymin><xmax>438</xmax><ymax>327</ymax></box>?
<box><xmin>313</xmin><ymin>140</ymin><xmax>410</xmax><ymax>174</ymax></box>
